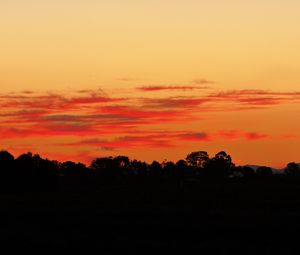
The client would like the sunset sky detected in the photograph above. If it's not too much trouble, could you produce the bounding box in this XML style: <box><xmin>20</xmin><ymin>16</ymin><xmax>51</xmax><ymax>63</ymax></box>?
<box><xmin>1</xmin><ymin>0</ymin><xmax>300</xmax><ymax>167</ymax></box>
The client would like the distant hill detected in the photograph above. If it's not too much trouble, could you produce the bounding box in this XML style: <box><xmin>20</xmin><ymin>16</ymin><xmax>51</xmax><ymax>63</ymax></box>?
<box><xmin>245</xmin><ymin>165</ymin><xmax>285</xmax><ymax>174</ymax></box>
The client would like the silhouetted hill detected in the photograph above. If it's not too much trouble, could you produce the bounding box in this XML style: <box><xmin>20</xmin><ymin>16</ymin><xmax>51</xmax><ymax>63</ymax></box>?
<box><xmin>245</xmin><ymin>164</ymin><xmax>284</xmax><ymax>174</ymax></box>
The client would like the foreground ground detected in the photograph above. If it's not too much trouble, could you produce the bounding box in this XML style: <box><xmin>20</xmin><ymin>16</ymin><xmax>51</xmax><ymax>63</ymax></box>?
<box><xmin>1</xmin><ymin>177</ymin><xmax>300</xmax><ymax>254</ymax></box>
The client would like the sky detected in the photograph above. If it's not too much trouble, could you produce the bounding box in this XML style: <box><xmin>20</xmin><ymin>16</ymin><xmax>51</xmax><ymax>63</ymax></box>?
<box><xmin>0</xmin><ymin>0</ymin><xmax>300</xmax><ymax>167</ymax></box>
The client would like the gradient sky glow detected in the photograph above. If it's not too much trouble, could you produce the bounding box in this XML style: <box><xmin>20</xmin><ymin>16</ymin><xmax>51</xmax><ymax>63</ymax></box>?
<box><xmin>1</xmin><ymin>0</ymin><xmax>300</xmax><ymax>167</ymax></box>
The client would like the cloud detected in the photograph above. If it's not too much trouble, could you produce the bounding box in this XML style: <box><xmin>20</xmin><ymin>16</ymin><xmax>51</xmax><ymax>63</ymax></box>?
<box><xmin>218</xmin><ymin>130</ymin><xmax>269</xmax><ymax>141</ymax></box>
<box><xmin>137</xmin><ymin>85</ymin><xmax>209</xmax><ymax>92</ymax></box>
<box><xmin>192</xmin><ymin>79</ymin><xmax>215</xmax><ymax>85</ymax></box>
<box><xmin>142</xmin><ymin>97</ymin><xmax>211</xmax><ymax>108</ymax></box>
<box><xmin>58</xmin><ymin>129</ymin><xmax>270</xmax><ymax>151</ymax></box>
<box><xmin>117</xmin><ymin>77</ymin><xmax>135</xmax><ymax>82</ymax></box>
<box><xmin>281</xmin><ymin>134</ymin><xmax>300</xmax><ymax>139</ymax></box>
<box><xmin>99</xmin><ymin>146</ymin><xmax>117</xmax><ymax>151</ymax></box>
<box><xmin>0</xmin><ymin>91</ymin><xmax>124</xmax><ymax>111</ymax></box>
<box><xmin>67</xmin><ymin>96</ymin><xmax>124</xmax><ymax>105</ymax></box>
<box><xmin>60</xmin><ymin>131</ymin><xmax>211</xmax><ymax>150</ymax></box>
<box><xmin>177</xmin><ymin>132</ymin><xmax>211</xmax><ymax>141</ymax></box>
<box><xmin>208</xmin><ymin>90</ymin><xmax>300</xmax><ymax>106</ymax></box>
<box><xmin>0</xmin><ymin>87</ymin><xmax>299</xmax><ymax>143</ymax></box>
<box><xmin>244</xmin><ymin>132</ymin><xmax>269</xmax><ymax>140</ymax></box>
<box><xmin>62</xmin><ymin>135</ymin><xmax>175</xmax><ymax>149</ymax></box>
<box><xmin>218</xmin><ymin>130</ymin><xmax>241</xmax><ymax>140</ymax></box>
<box><xmin>4</xmin><ymin>85</ymin><xmax>299</xmax><ymax>166</ymax></box>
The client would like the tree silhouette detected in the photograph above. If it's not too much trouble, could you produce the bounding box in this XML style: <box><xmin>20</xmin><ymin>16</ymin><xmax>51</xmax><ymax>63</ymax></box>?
<box><xmin>60</xmin><ymin>161</ymin><xmax>89</xmax><ymax>185</ymax></box>
<box><xmin>129</xmin><ymin>159</ymin><xmax>148</xmax><ymax>176</ymax></box>
<box><xmin>13</xmin><ymin>152</ymin><xmax>59</xmax><ymax>190</ymax></box>
<box><xmin>163</xmin><ymin>161</ymin><xmax>176</xmax><ymax>176</ymax></box>
<box><xmin>91</xmin><ymin>157</ymin><xmax>117</xmax><ymax>178</ymax></box>
<box><xmin>0</xmin><ymin>150</ymin><xmax>14</xmax><ymax>165</ymax></box>
<box><xmin>2</xmin><ymin>148</ymin><xmax>300</xmax><ymax>193</ymax></box>
<box><xmin>204</xmin><ymin>151</ymin><xmax>235</xmax><ymax>178</ymax></box>
<box><xmin>186</xmin><ymin>151</ymin><xmax>209</xmax><ymax>169</ymax></box>
<box><xmin>114</xmin><ymin>156</ymin><xmax>130</xmax><ymax>175</ymax></box>
<box><xmin>256</xmin><ymin>166</ymin><xmax>273</xmax><ymax>178</ymax></box>
<box><xmin>0</xmin><ymin>150</ymin><xmax>15</xmax><ymax>189</ymax></box>
<box><xmin>284</xmin><ymin>162</ymin><xmax>300</xmax><ymax>176</ymax></box>
<box><xmin>150</xmin><ymin>160</ymin><xmax>162</xmax><ymax>176</ymax></box>
<box><xmin>176</xmin><ymin>159</ymin><xmax>188</xmax><ymax>177</ymax></box>
<box><xmin>240</xmin><ymin>166</ymin><xmax>256</xmax><ymax>179</ymax></box>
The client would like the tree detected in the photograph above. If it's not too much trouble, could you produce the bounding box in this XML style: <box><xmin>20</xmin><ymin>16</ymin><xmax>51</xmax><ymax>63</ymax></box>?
<box><xmin>15</xmin><ymin>152</ymin><xmax>36</xmax><ymax>183</ymax></box>
<box><xmin>285</xmin><ymin>162</ymin><xmax>300</xmax><ymax>176</ymax></box>
<box><xmin>36</xmin><ymin>158</ymin><xmax>59</xmax><ymax>189</ymax></box>
<box><xmin>176</xmin><ymin>160</ymin><xmax>188</xmax><ymax>176</ymax></box>
<box><xmin>14</xmin><ymin>152</ymin><xmax>58</xmax><ymax>190</ymax></box>
<box><xmin>186</xmin><ymin>151</ymin><xmax>209</xmax><ymax>169</ymax></box>
<box><xmin>149</xmin><ymin>161</ymin><xmax>162</xmax><ymax>175</ymax></box>
<box><xmin>114</xmin><ymin>156</ymin><xmax>130</xmax><ymax>174</ymax></box>
<box><xmin>0</xmin><ymin>150</ymin><xmax>15</xmax><ymax>189</ymax></box>
<box><xmin>240</xmin><ymin>166</ymin><xmax>256</xmax><ymax>179</ymax></box>
<box><xmin>0</xmin><ymin>150</ymin><xmax>14</xmax><ymax>172</ymax></box>
<box><xmin>0</xmin><ymin>150</ymin><xmax>14</xmax><ymax>163</ymax></box>
<box><xmin>60</xmin><ymin>161</ymin><xmax>89</xmax><ymax>184</ymax></box>
<box><xmin>163</xmin><ymin>161</ymin><xmax>176</xmax><ymax>175</ymax></box>
<box><xmin>90</xmin><ymin>156</ymin><xmax>130</xmax><ymax>179</ymax></box>
<box><xmin>204</xmin><ymin>151</ymin><xmax>235</xmax><ymax>178</ymax></box>
<box><xmin>256</xmin><ymin>166</ymin><xmax>272</xmax><ymax>178</ymax></box>
<box><xmin>129</xmin><ymin>160</ymin><xmax>148</xmax><ymax>175</ymax></box>
<box><xmin>90</xmin><ymin>157</ymin><xmax>117</xmax><ymax>178</ymax></box>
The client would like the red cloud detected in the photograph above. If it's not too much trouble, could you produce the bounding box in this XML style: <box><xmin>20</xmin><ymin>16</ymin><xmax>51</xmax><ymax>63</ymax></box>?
<box><xmin>62</xmin><ymin>135</ymin><xmax>175</xmax><ymax>149</ymax></box>
<box><xmin>67</xmin><ymin>96</ymin><xmax>124</xmax><ymax>105</ymax></box>
<box><xmin>218</xmin><ymin>130</ymin><xmax>269</xmax><ymax>141</ymax></box>
<box><xmin>58</xmin><ymin>129</ymin><xmax>270</xmax><ymax>151</ymax></box>
<box><xmin>244</xmin><ymin>132</ymin><xmax>269</xmax><ymax>140</ymax></box>
<box><xmin>208</xmin><ymin>90</ymin><xmax>300</xmax><ymax>106</ymax></box>
<box><xmin>218</xmin><ymin>130</ymin><xmax>242</xmax><ymax>140</ymax></box>
<box><xmin>281</xmin><ymin>134</ymin><xmax>300</xmax><ymax>139</ymax></box>
<box><xmin>137</xmin><ymin>85</ymin><xmax>209</xmax><ymax>91</ymax></box>
<box><xmin>177</xmin><ymin>132</ymin><xmax>211</xmax><ymax>141</ymax></box>
<box><xmin>143</xmin><ymin>97</ymin><xmax>211</xmax><ymax>108</ymax></box>
<box><xmin>98</xmin><ymin>105</ymin><xmax>193</xmax><ymax>124</ymax></box>
<box><xmin>0</xmin><ymin>87</ymin><xmax>298</xmax><ymax>144</ymax></box>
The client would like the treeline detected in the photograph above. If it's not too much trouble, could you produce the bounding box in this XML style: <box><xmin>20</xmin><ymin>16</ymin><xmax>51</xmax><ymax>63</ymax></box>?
<box><xmin>0</xmin><ymin>150</ymin><xmax>299</xmax><ymax>191</ymax></box>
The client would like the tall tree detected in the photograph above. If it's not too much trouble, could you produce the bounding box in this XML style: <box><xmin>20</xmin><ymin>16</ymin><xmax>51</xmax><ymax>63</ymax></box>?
<box><xmin>186</xmin><ymin>151</ymin><xmax>209</xmax><ymax>168</ymax></box>
<box><xmin>204</xmin><ymin>151</ymin><xmax>235</xmax><ymax>178</ymax></box>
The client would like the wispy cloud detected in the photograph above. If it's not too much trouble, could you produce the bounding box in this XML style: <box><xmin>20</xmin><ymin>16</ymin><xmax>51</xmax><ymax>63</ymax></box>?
<box><xmin>117</xmin><ymin>77</ymin><xmax>135</xmax><ymax>82</ymax></box>
<box><xmin>58</xmin><ymin>130</ymin><xmax>270</xmax><ymax>151</ymax></box>
<box><xmin>192</xmin><ymin>79</ymin><xmax>215</xmax><ymax>85</ymax></box>
<box><xmin>0</xmin><ymin>86</ymin><xmax>299</xmax><ymax>150</ymax></box>
<box><xmin>137</xmin><ymin>85</ymin><xmax>210</xmax><ymax>92</ymax></box>
<box><xmin>245</xmin><ymin>132</ymin><xmax>269</xmax><ymax>140</ymax></box>
<box><xmin>208</xmin><ymin>89</ymin><xmax>300</xmax><ymax>106</ymax></box>
<box><xmin>218</xmin><ymin>130</ymin><xmax>269</xmax><ymax>141</ymax></box>
<box><xmin>142</xmin><ymin>97</ymin><xmax>211</xmax><ymax>108</ymax></box>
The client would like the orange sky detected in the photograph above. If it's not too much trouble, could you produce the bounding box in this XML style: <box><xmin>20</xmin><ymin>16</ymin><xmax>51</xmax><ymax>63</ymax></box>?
<box><xmin>0</xmin><ymin>1</ymin><xmax>300</xmax><ymax>167</ymax></box>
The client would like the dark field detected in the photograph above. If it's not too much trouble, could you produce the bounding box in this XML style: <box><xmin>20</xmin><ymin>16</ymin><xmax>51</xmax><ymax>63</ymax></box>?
<box><xmin>1</xmin><ymin>177</ymin><xmax>300</xmax><ymax>254</ymax></box>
